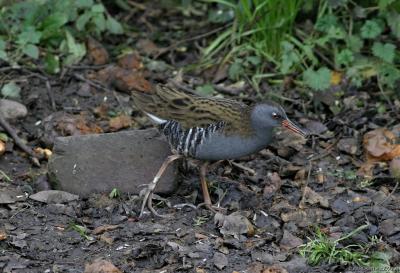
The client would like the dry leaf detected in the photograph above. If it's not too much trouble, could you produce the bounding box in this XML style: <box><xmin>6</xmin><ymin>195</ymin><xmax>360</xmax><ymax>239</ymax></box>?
<box><xmin>359</xmin><ymin>128</ymin><xmax>400</xmax><ymax>177</ymax></box>
<box><xmin>0</xmin><ymin>229</ymin><xmax>7</xmax><ymax>240</ymax></box>
<box><xmin>363</xmin><ymin>128</ymin><xmax>400</xmax><ymax>161</ymax></box>
<box><xmin>390</xmin><ymin>157</ymin><xmax>400</xmax><ymax>179</ymax></box>
<box><xmin>117</xmin><ymin>53</ymin><xmax>143</xmax><ymax>70</ymax></box>
<box><xmin>93</xmin><ymin>224</ymin><xmax>119</xmax><ymax>235</ymax></box>
<box><xmin>109</xmin><ymin>114</ymin><xmax>132</xmax><ymax>132</ymax></box>
<box><xmin>0</xmin><ymin>140</ymin><xmax>5</xmax><ymax>156</ymax></box>
<box><xmin>113</xmin><ymin>67</ymin><xmax>151</xmax><ymax>93</ymax></box>
<box><xmin>330</xmin><ymin>71</ymin><xmax>342</xmax><ymax>85</ymax></box>
<box><xmin>84</xmin><ymin>259</ymin><xmax>122</xmax><ymax>273</ymax></box>
<box><xmin>87</xmin><ymin>37</ymin><xmax>109</xmax><ymax>65</ymax></box>
<box><xmin>34</xmin><ymin>147</ymin><xmax>52</xmax><ymax>159</ymax></box>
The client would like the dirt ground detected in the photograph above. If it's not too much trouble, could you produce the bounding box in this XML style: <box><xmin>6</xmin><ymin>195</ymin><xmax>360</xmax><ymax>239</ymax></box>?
<box><xmin>1</xmin><ymin>3</ymin><xmax>400</xmax><ymax>273</ymax></box>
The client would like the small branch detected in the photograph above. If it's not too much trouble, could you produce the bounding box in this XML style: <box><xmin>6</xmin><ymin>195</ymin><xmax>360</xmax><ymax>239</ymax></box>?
<box><xmin>71</xmin><ymin>73</ymin><xmax>110</xmax><ymax>92</ymax></box>
<box><xmin>0</xmin><ymin>112</ymin><xmax>41</xmax><ymax>166</ymax></box>
<box><xmin>46</xmin><ymin>80</ymin><xmax>56</xmax><ymax>111</ymax></box>
<box><xmin>154</xmin><ymin>24</ymin><xmax>231</xmax><ymax>58</ymax></box>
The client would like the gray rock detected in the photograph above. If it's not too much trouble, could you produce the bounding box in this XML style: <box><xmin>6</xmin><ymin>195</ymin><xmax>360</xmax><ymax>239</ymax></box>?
<box><xmin>0</xmin><ymin>99</ymin><xmax>28</xmax><ymax>120</ymax></box>
<box><xmin>0</xmin><ymin>188</ymin><xmax>25</xmax><ymax>204</ymax></box>
<box><xmin>213</xmin><ymin>252</ymin><xmax>228</xmax><ymax>270</ymax></box>
<box><xmin>29</xmin><ymin>190</ymin><xmax>79</xmax><ymax>204</ymax></box>
<box><xmin>379</xmin><ymin>219</ymin><xmax>400</xmax><ymax>236</ymax></box>
<box><xmin>48</xmin><ymin>129</ymin><xmax>177</xmax><ymax>197</ymax></box>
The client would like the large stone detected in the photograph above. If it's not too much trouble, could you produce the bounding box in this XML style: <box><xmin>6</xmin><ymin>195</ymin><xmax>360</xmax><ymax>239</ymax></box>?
<box><xmin>0</xmin><ymin>99</ymin><xmax>28</xmax><ymax>120</ymax></box>
<box><xmin>48</xmin><ymin>129</ymin><xmax>177</xmax><ymax>197</ymax></box>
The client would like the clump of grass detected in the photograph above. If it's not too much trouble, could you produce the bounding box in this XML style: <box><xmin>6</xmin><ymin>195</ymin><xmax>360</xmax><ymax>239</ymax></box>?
<box><xmin>203</xmin><ymin>0</ymin><xmax>303</xmax><ymax>64</ymax></box>
<box><xmin>109</xmin><ymin>188</ymin><xmax>121</xmax><ymax>199</ymax></box>
<box><xmin>68</xmin><ymin>223</ymin><xmax>93</xmax><ymax>241</ymax></box>
<box><xmin>299</xmin><ymin>224</ymin><xmax>392</xmax><ymax>270</ymax></box>
<box><xmin>206</xmin><ymin>0</ymin><xmax>302</xmax><ymax>58</ymax></box>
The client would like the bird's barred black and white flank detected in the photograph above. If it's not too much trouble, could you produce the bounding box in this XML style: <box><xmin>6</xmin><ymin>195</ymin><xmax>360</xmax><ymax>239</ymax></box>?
<box><xmin>159</xmin><ymin>120</ymin><xmax>225</xmax><ymax>157</ymax></box>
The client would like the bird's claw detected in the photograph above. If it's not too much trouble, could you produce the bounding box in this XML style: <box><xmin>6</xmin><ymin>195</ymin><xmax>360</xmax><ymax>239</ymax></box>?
<box><xmin>139</xmin><ymin>185</ymin><xmax>172</xmax><ymax>218</ymax></box>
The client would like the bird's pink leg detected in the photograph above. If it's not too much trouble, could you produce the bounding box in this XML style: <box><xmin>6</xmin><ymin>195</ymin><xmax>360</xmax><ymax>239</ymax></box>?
<box><xmin>139</xmin><ymin>154</ymin><xmax>182</xmax><ymax>218</ymax></box>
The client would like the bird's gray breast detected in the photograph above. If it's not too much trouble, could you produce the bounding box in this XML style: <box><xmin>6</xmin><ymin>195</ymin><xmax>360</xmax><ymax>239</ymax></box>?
<box><xmin>194</xmin><ymin>132</ymin><xmax>272</xmax><ymax>160</ymax></box>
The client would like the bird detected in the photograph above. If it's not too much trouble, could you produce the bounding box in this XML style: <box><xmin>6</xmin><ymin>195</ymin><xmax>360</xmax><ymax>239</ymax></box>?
<box><xmin>132</xmin><ymin>84</ymin><xmax>307</xmax><ymax>217</ymax></box>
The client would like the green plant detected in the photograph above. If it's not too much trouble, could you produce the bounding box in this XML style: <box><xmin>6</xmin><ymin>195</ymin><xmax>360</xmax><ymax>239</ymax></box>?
<box><xmin>202</xmin><ymin>0</ymin><xmax>302</xmax><ymax>84</ymax></box>
<box><xmin>68</xmin><ymin>223</ymin><xmax>93</xmax><ymax>240</ymax></box>
<box><xmin>200</xmin><ymin>0</ymin><xmax>400</xmax><ymax>94</ymax></box>
<box><xmin>299</xmin><ymin>224</ymin><xmax>392</xmax><ymax>270</ymax></box>
<box><xmin>0</xmin><ymin>0</ymin><xmax>123</xmax><ymax>72</ymax></box>
<box><xmin>0</xmin><ymin>170</ymin><xmax>12</xmax><ymax>182</ymax></box>
<box><xmin>109</xmin><ymin>188</ymin><xmax>120</xmax><ymax>199</ymax></box>
<box><xmin>193</xmin><ymin>215</ymin><xmax>209</xmax><ymax>226</ymax></box>
<box><xmin>285</xmin><ymin>0</ymin><xmax>400</xmax><ymax>91</ymax></box>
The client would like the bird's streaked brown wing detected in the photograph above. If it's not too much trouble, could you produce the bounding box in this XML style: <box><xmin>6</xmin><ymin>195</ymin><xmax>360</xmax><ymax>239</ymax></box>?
<box><xmin>132</xmin><ymin>84</ymin><xmax>253</xmax><ymax>136</ymax></box>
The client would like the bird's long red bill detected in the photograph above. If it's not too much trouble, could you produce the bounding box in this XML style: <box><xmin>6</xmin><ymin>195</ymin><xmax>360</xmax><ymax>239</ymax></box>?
<box><xmin>282</xmin><ymin>119</ymin><xmax>307</xmax><ymax>137</ymax></box>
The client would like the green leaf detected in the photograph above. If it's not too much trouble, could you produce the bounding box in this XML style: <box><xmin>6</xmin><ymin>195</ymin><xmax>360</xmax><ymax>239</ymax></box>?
<box><xmin>106</xmin><ymin>16</ymin><xmax>123</xmax><ymax>34</ymax></box>
<box><xmin>372</xmin><ymin>42</ymin><xmax>396</xmax><ymax>63</ymax></box>
<box><xmin>245</xmin><ymin>56</ymin><xmax>261</xmax><ymax>66</ymax></box>
<box><xmin>0</xmin><ymin>39</ymin><xmax>5</xmax><ymax>51</ymax></box>
<box><xmin>386</xmin><ymin>12</ymin><xmax>400</xmax><ymax>39</ymax></box>
<box><xmin>0</xmin><ymin>50</ymin><xmax>7</xmax><ymax>61</ymax></box>
<box><xmin>76</xmin><ymin>0</ymin><xmax>94</xmax><ymax>8</ymax></box>
<box><xmin>40</xmin><ymin>12</ymin><xmax>69</xmax><ymax>40</ymax></box>
<box><xmin>0</xmin><ymin>38</ymin><xmax>7</xmax><ymax>61</ymax></box>
<box><xmin>63</xmin><ymin>30</ymin><xmax>86</xmax><ymax>66</ymax></box>
<box><xmin>91</xmin><ymin>4</ymin><xmax>105</xmax><ymax>13</ymax></box>
<box><xmin>347</xmin><ymin>35</ymin><xmax>363</xmax><ymax>52</ymax></box>
<box><xmin>378</xmin><ymin>63</ymin><xmax>400</xmax><ymax>88</ymax></box>
<box><xmin>303</xmin><ymin>67</ymin><xmax>331</xmax><ymax>91</ymax></box>
<box><xmin>0</xmin><ymin>133</ymin><xmax>8</xmax><ymax>142</ymax></box>
<box><xmin>228</xmin><ymin>61</ymin><xmax>244</xmax><ymax>80</ymax></box>
<box><xmin>92</xmin><ymin>14</ymin><xmax>106</xmax><ymax>33</ymax></box>
<box><xmin>17</xmin><ymin>27</ymin><xmax>42</xmax><ymax>45</ymax></box>
<box><xmin>336</xmin><ymin>49</ymin><xmax>354</xmax><ymax>67</ymax></box>
<box><xmin>315</xmin><ymin>14</ymin><xmax>338</xmax><ymax>33</ymax></box>
<box><xmin>44</xmin><ymin>53</ymin><xmax>60</xmax><ymax>74</ymax></box>
<box><xmin>76</xmin><ymin>12</ymin><xmax>92</xmax><ymax>31</ymax></box>
<box><xmin>1</xmin><ymin>81</ymin><xmax>21</xmax><ymax>98</ymax></box>
<box><xmin>326</xmin><ymin>26</ymin><xmax>346</xmax><ymax>40</ymax></box>
<box><xmin>280</xmin><ymin>41</ymin><xmax>299</xmax><ymax>74</ymax></box>
<box><xmin>361</xmin><ymin>20</ymin><xmax>383</xmax><ymax>39</ymax></box>
<box><xmin>378</xmin><ymin>0</ymin><xmax>395</xmax><ymax>10</ymax></box>
<box><xmin>208</xmin><ymin>7</ymin><xmax>234</xmax><ymax>23</ymax></box>
<box><xmin>22</xmin><ymin>44</ymin><xmax>39</xmax><ymax>59</ymax></box>
<box><xmin>195</xmin><ymin>84</ymin><xmax>215</xmax><ymax>96</ymax></box>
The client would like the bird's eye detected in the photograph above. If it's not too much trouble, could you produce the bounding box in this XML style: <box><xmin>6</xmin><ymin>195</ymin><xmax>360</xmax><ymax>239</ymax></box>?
<box><xmin>271</xmin><ymin>112</ymin><xmax>280</xmax><ymax>119</ymax></box>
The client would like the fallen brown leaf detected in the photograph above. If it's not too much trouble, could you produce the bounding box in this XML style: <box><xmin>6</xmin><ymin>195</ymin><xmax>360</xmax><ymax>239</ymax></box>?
<box><xmin>34</xmin><ymin>147</ymin><xmax>52</xmax><ymax>160</ymax></box>
<box><xmin>359</xmin><ymin>128</ymin><xmax>400</xmax><ymax>177</ymax></box>
<box><xmin>117</xmin><ymin>53</ymin><xmax>143</xmax><ymax>70</ymax></box>
<box><xmin>330</xmin><ymin>71</ymin><xmax>342</xmax><ymax>85</ymax></box>
<box><xmin>109</xmin><ymin>114</ymin><xmax>132</xmax><ymax>132</ymax></box>
<box><xmin>93</xmin><ymin>224</ymin><xmax>119</xmax><ymax>235</ymax></box>
<box><xmin>0</xmin><ymin>140</ymin><xmax>5</xmax><ymax>156</ymax></box>
<box><xmin>84</xmin><ymin>259</ymin><xmax>122</xmax><ymax>273</ymax></box>
<box><xmin>363</xmin><ymin>128</ymin><xmax>400</xmax><ymax>161</ymax></box>
<box><xmin>87</xmin><ymin>37</ymin><xmax>109</xmax><ymax>65</ymax></box>
<box><xmin>0</xmin><ymin>229</ymin><xmax>7</xmax><ymax>240</ymax></box>
<box><xmin>390</xmin><ymin>157</ymin><xmax>400</xmax><ymax>179</ymax></box>
<box><xmin>136</xmin><ymin>39</ymin><xmax>160</xmax><ymax>56</ymax></box>
<box><xmin>113</xmin><ymin>68</ymin><xmax>152</xmax><ymax>93</ymax></box>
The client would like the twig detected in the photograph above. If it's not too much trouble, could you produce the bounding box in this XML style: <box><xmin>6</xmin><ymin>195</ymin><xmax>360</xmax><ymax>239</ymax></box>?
<box><xmin>229</xmin><ymin>161</ymin><xmax>257</xmax><ymax>176</ymax></box>
<box><xmin>72</xmin><ymin>73</ymin><xmax>110</xmax><ymax>92</ymax></box>
<box><xmin>46</xmin><ymin>80</ymin><xmax>56</xmax><ymax>111</ymax></box>
<box><xmin>299</xmin><ymin>161</ymin><xmax>313</xmax><ymax>209</ymax></box>
<box><xmin>376</xmin><ymin>180</ymin><xmax>399</xmax><ymax>206</ymax></box>
<box><xmin>0</xmin><ymin>112</ymin><xmax>41</xmax><ymax>166</ymax></box>
<box><xmin>67</xmin><ymin>64</ymin><xmax>109</xmax><ymax>70</ymax></box>
<box><xmin>154</xmin><ymin>24</ymin><xmax>231</xmax><ymax>58</ymax></box>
